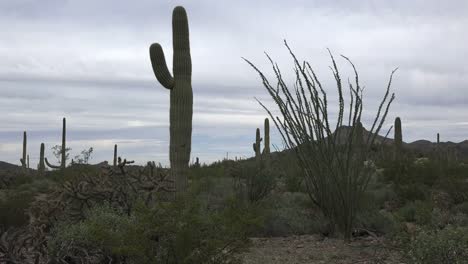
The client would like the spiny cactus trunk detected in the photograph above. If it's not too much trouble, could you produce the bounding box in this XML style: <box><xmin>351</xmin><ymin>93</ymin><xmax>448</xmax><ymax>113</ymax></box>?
<box><xmin>150</xmin><ymin>6</ymin><xmax>193</xmax><ymax>196</ymax></box>
<box><xmin>113</xmin><ymin>144</ymin><xmax>118</xmax><ymax>167</ymax></box>
<box><xmin>21</xmin><ymin>131</ymin><xmax>27</xmax><ymax>168</ymax></box>
<box><xmin>253</xmin><ymin>128</ymin><xmax>262</xmax><ymax>165</ymax></box>
<box><xmin>394</xmin><ymin>117</ymin><xmax>402</xmax><ymax>160</ymax></box>
<box><xmin>38</xmin><ymin>143</ymin><xmax>45</xmax><ymax>175</ymax></box>
<box><xmin>263</xmin><ymin>118</ymin><xmax>271</xmax><ymax>167</ymax></box>
<box><xmin>61</xmin><ymin>117</ymin><xmax>66</xmax><ymax>170</ymax></box>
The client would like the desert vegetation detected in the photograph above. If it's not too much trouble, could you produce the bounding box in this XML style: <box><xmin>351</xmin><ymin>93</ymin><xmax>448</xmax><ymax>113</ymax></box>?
<box><xmin>1</xmin><ymin>5</ymin><xmax>468</xmax><ymax>264</ymax></box>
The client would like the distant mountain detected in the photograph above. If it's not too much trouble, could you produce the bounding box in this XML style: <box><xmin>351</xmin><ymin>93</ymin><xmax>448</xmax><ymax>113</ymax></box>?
<box><xmin>0</xmin><ymin>161</ymin><xmax>23</xmax><ymax>171</ymax></box>
<box><xmin>284</xmin><ymin>125</ymin><xmax>468</xmax><ymax>160</ymax></box>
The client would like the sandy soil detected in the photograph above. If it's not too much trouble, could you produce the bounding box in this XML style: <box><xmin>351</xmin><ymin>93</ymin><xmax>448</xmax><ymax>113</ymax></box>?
<box><xmin>240</xmin><ymin>234</ymin><xmax>406</xmax><ymax>264</ymax></box>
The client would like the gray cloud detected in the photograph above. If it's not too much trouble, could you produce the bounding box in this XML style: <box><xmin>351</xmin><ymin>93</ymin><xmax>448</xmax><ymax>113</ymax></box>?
<box><xmin>0</xmin><ymin>0</ymin><xmax>467</xmax><ymax>165</ymax></box>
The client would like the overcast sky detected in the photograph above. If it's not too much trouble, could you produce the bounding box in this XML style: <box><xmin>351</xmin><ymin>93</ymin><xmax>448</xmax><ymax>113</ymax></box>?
<box><xmin>0</xmin><ymin>0</ymin><xmax>467</xmax><ymax>167</ymax></box>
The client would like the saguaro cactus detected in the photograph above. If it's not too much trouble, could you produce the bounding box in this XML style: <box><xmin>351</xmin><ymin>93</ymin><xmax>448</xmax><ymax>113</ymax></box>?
<box><xmin>113</xmin><ymin>144</ymin><xmax>118</xmax><ymax>167</ymax></box>
<box><xmin>45</xmin><ymin>117</ymin><xmax>67</xmax><ymax>170</ymax></box>
<box><xmin>253</xmin><ymin>128</ymin><xmax>262</xmax><ymax>163</ymax></box>
<box><xmin>38</xmin><ymin>143</ymin><xmax>45</xmax><ymax>175</ymax></box>
<box><xmin>394</xmin><ymin>117</ymin><xmax>402</xmax><ymax>159</ymax></box>
<box><xmin>149</xmin><ymin>6</ymin><xmax>193</xmax><ymax>194</ymax></box>
<box><xmin>20</xmin><ymin>131</ymin><xmax>27</xmax><ymax>168</ymax></box>
<box><xmin>263</xmin><ymin>118</ymin><xmax>270</xmax><ymax>155</ymax></box>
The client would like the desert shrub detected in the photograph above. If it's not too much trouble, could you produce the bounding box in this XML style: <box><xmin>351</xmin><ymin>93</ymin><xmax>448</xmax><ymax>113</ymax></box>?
<box><xmin>365</xmin><ymin>182</ymin><xmax>398</xmax><ymax>209</ymax></box>
<box><xmin>452</xmin><ymin>202</ymin><xmax>468</xmax><ymax>215</ymax></box>
<box><xmin>0</xmin><ymin>189</ymin><xmax>36</xmax><ymax>229</ymax></box>
<box><xmin>394</xmin><ymin>183</ymin><xmax>430</xmax><ymax>202</ymax></box>
<box><xmin>354</xmin><ymin>187</ymin><xmax>400</xmax><ymax>235</ymax></box>
<box><xmin>192</xmin><ymin>175</ymin><xmax>237</xmax><ymax>211</ymax></box>
<box><xmin>259</xmin><ymin>192</ymin><xmax>330</xmax><ymax>237</ymax></box>
<box><xmin>283</xmin><ymin>171</ymin><xmax>305</xmax><ymax>193</ymax></box>
<box><xmin>356</xmin><ymin>208</ymin><xmax>399</xmax><ymax>236</ymax></box>
<box><xmin>231</xmin><ymin>161</ymin><xmax>276</xmax><ymax>204</ymax></box>
<box><xmin>396</xmin><ymin>200</ymin><xmax>432</xmax><ymax>225</ymax></box>
<box><xmin>438</xmin><ymin>178</ymin><xmax>468</xmax><ymax>205</ymax></box>
<box><xmin>407</xmin><ymin>226</ymin><xmax>468</xmax><ymax>264</ymax></box>
<box><xmin>49</xmin><ymin>195</ymin><xmax>260</xmax><ymax>264</ymax></box>
<box><xmin>382</xmin><ymin>157</ymin><xmax>441</xmax><ymax>187</ymax></box>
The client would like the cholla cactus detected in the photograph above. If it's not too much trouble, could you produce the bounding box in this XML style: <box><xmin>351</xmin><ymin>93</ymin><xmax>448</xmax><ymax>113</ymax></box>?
<box><xmin>149</xmin><ymin>6</ymin><xmax>193</xmax><ymax>195</ymax></box>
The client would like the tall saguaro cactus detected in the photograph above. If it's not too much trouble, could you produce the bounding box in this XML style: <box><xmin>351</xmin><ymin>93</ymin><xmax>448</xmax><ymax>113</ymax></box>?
<box><xmin>38</xmin><ymin>143</ymin><xmax>45</xmax><ymax>175</ymax></box>
<box><xmin>20</xmin><ymin>131</ymin><xmax>27</xmax><ymax>168</ymax></box>
<box><xmin>113</xmin><ymin>144</ymin><xmax>118</xmax><ymax>167</ymax></box>
<box><xmin>149</xmin><ymin>6</ymin><xmax>193</xmax><ymax>194</ymax></box>
<box><xmin>394</xmin><ymin>117</ymin><xmax>402</xmax><ymax>160</ymax></box>
<box><xmin>263</xmin><ymin>118</ymin><xmax>270</xmax><ymax>155</ymax></box>
<box><xmin>253</xmin><ymin>128</ymin><xmax>262</xmax><ymax>164</ymax></box>
<box><xmin>45</xmin><ymin>117</ymin><xmax>67</xmax><ymax>170</ymax></box>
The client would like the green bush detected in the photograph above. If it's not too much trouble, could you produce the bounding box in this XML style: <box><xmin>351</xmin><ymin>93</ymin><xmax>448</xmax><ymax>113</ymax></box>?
<box><xmin>395</xmin><ymin>183</ymin><xmax>430</xmax><ymax>202</ymax></box>
<box><xmin>49</xmin><ymin>195</ymin><xmax>260</xmax><ymax>264</ymax></box>
<box><xmin>356</xmin><ymin>209</ymin><xmax>399</xmax><ymax>236</ymax></box>
<box><xmin>259</xmin><ymin>192</ymin><xmax>330</xmax><ymax>237</ymax></box>
<box><xmin>407</xmin><ymin>226</ymin><xmax>468</xmax><ymax>264</ymax></box>
<box><xmin>0</xmin><ymin>189</ymin><xmax>36</xmax><ymax>229</ymax></box>
<box><xmin>396</xmin><ymin>200</ymin><xmax>432</xmax><ymax>225</ymax></box>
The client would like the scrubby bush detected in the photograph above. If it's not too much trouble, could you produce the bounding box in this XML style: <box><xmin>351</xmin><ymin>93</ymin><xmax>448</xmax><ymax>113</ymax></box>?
<box><xmin>396</xmin><ymin>200</ymin><xmax>433</xmax><ymax>225</ymax></box>
<box><xmin>407</xmin><ymin>226</ymin><xmax>468</xmax><ymax>264</ymax></box>
<box><xmin>49</xmin><ymin>196</ymin><xmax>260</xmax><ymax>264</ymax></box>
<box><xmin>258</xmin><ymin>192</ymin><xmax>330</xmax><ymax>237</ymax></box>
<box><xmin>0</xmin><ymin>190</ymin><xmax>34</xmax><ymax>229</ymax></box>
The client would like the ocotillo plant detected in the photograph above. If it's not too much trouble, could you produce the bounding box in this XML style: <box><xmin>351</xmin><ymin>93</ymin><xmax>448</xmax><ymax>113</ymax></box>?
<box><xmin>113</xmin><ymin>144</ymin><xmax>118</xmax><ymax>167</ymax></box>
<box><xmin>149</xmin><ymin>6</ymin><xmax>193</xmax><ymax>195</ymax></box>
<box><xmin>20</xmin><ymin>131</ymin><xmax>27</xmax><ymax>168</ymax></box>
<box><xmin>394</xmin><ymin>117</ymin><xmax>402</xmax><ymax>160</ymax></box>
<box><xmin>38</xmin><ymin>143</ymin><xmax>45</xmax><ymax>175</ymax></box>
<box><xmin>45</xmin><ymin>117</ymin><xmax>67</xmax><ymax>170</ymax></box>
<box><xmin>244</xmin><ymin>41</ymin><xmax>396</xmax><ymax>240</ymax></box>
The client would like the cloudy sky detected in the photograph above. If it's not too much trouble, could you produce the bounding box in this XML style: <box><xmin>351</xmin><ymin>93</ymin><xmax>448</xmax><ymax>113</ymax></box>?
<box><xmin>0</xmin><ymin>0</ymin><xmax>467</xmax><ymax>167</ymax></box>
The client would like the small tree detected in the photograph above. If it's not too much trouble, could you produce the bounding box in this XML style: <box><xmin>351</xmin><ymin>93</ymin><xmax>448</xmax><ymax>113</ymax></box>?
<box><xmin>73</xmin><ymin>147</ymin><xmax>94</xmax><ymax>164</ymax></box>
<box><xmin>244</xmin><ymin>40</ymin><xmax>397</xmax><ymax>240</ymax></box>
<box><xmin>51</xmin><ymin>144</ymin><xmax>72</xmax><ymax>165</ymax></box>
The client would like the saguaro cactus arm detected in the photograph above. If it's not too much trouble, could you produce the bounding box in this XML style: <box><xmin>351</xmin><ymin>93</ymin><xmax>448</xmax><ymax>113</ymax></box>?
<box><xmin>45</xmin><ymin>158</ymin><xmax>61</xmax><ymax>169</ymax></box>
<box><xmin>149</xmin><ymin>43</ymin><xmax>174</xmax><ymax>89</ymax></box>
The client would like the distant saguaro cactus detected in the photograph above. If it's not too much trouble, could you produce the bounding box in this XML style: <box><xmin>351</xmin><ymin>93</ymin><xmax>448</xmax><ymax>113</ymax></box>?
<box><xmin>113</xmin><ymin>144</ymin><xmax>118</xmax><ymax>167</ymax></box>
<box><xmin>263</xmin><ymin>118</ymin><xmax>270</xmax><ymax>155</ymax></box>
<box><xmin>45</xmin><ymin>117</ymin><xmax>67</xmax><ymax>170</ymax></box>
<box><xmin>20</xmin><ymin>131</ymin><xmax>27</xmax><ymax>168</ymax></box>
<box><xmin>149</xmin><ymin>6</ymin><xmax>193</xmax><ymax>194</ymax></box>
<box><xmin>394</xmin><ymin>117</ymin><xmax>402</xmax><ymax>160</ymax></box>
<box><xmin>38</xmin><ymin>143</ymin><xmax>45</xmax><ymax>175</ymax></box>
<box><xmin>253</xmin><ymin>128</ymin><xmax>262</xmax><ymax>163</ymax></box>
